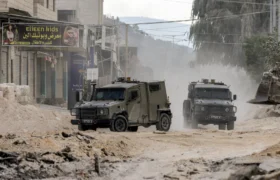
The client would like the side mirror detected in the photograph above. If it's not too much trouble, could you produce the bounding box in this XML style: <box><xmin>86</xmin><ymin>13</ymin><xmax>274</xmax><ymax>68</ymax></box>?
<box><xmin>233</xmin><ymin>95</ymin><xmax>237</xmax><ymax>101</ymax></box>
<box><xmin>75</xmin><ymin>91</ymin><xmax>80</xmax><ymax>102</ymax></box>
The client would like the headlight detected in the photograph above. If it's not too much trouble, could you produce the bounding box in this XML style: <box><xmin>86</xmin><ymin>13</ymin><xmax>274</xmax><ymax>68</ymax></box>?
<box><xmin>70</xmin><ymin>108</ymin><xmax>77</xmax><ymax>116</ymax></box>
<box><xmin>225</xmin><ymin>108</ymin><xmax>230</xmax><ymax>112</ymax></box>
<box><xmin>195</xmin><ymin>106</ymin><xmax>206</xmax><ymax>111</ymax></box>
<box><xmin>233</xmin><ymin>106</ymin><xmax>237</xmax><ymax>113</ymax></box>
<box><xmin>97</xmin><ymin>108</ymin><xmax>109</xmax><ymax>115</ymax></box>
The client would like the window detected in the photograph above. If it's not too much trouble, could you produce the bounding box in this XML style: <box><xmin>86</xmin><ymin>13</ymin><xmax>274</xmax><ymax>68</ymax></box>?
<box><xmin>149</xmin><ymin>84</ymin><xmax>160</xmax><ymax>92</ymax></box>
<box><xmin>130</xmin><ymin>91</ymin><xmax>139</xmax><ymax>100</ymax></box>
<box><xmin>95</xmin><ymin>88</ymin><xmax>125</xmax><ymax>101</ymax></box>
<box><xmin>47</xmin><ymin>0</ymin><xmax>49</xmax><ymax>8</ymax></box>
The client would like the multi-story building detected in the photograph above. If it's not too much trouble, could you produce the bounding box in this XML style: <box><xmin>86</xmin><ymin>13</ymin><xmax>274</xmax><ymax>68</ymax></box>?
<box><xmin>0</xmin><ymin>0</ymin><xmax>57</xmax><ymax>20</ymax></box>
<box><xmin>0</xmin><ymin>0</ymin><xmax>92</xmax><ymax>106</ymax></box>
<box><xmin>56</xmin><ymin>0</ymin><xmax>108</xmax><ymax>108</ymax></box>
<box><xmin>56</xmin><ymin>0</ymin><xmax>103</xmax><ymax>25</ymax></box>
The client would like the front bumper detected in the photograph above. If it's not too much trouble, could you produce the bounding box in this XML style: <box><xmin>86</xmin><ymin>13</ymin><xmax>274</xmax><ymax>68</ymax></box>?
<box><xmin>194</xmin><ymin>114</ymin><xmax>236</xmax><ymax>123</ymax></box>
<box><xmin>71</xmin><ymin>119</ymin><xmax>111</xmax><ymax>127</ymax></box>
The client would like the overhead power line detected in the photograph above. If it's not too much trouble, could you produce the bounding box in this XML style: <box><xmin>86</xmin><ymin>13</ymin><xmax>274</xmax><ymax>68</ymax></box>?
<box><xmin>158</xmin><ymin>0</ymin><xmax>275</xmax><ymax>6</ymax></box>
<box><xmin>160</xmin><ymin>0</ymin><xmax>193</xmax><ymax>4</ymax></box>
<box><xmin>215</xmin><ymin>0</ymin><xmax>275</xmax><ymax>6</ymax></box>
<box><xmin>144</xmin><ymin>29</ymin><xmax>187</xmax><ymax>33</ymax></box>
<box><xmin>131</xmin><ymin>10</ymin><xmax>270</xmax><ymax>25</ymax></box>
<box><xmin>140</xmin><ymin>24</ymin><xmax>190</xmax><ymax>31</ymax></box>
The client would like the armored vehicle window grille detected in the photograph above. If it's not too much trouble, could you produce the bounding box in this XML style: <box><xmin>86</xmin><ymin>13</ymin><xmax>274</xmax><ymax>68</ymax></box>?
<box><xmin>80</xmin><ymin>108</ymin><xmax>97</xmax><ymax>119</ymax></box>
<box><xmin>209</xmin><ymin>106</ymin><xmax>225</xmax><ymax>113</ymax></box>
<box><xmin>149</xmin><ymin>84</ymin><xmax>160</xmax><ymax>92</ymax></box>
<box><xmin>130</xmin><ymin>91</ymin><xmax>139</xmax><ymax>100</ymax></box>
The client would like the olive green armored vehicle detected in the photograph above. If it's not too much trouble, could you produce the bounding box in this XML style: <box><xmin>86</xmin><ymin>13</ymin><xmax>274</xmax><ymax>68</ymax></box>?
<box><xmin>71</xmin><ymin>77</ymin><xmax>172</xmax><ymax>132</ymax></box>
<box><xmin>183</xmin><ymin>79</ymin><xmax>237</xmax><ymax>130</ymax></box>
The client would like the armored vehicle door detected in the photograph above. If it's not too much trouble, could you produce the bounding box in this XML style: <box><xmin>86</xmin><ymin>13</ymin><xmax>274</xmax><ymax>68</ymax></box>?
<box><xmin>127</xmin><ymin>87</ymin><xmax>141</xmax><ymax>123</ymax></box>
<box><xmin>138</xmin><ymin>83</ymin><xmax>148</xmax><ymax>124</ymax></box>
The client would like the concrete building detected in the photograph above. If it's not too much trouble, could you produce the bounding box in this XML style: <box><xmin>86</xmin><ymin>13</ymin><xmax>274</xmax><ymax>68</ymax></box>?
<box><xmin>0</xmin><ymin>0</ymin><xmax>92</xmax><ymax>106</ymax></box>
<box><xmin>56</xmin><ymin>0</ymin><xmax>108</xmax><ymax>108</ymax></box>
<box><xmin>56</xmin><ymin>0</ymin><xmax>103</xmax><ymax>25</ymax></box>
<box><xmin>0</xmin><ymin>0</ymin><xmax>57</xmax><ymax>20</ymax></box>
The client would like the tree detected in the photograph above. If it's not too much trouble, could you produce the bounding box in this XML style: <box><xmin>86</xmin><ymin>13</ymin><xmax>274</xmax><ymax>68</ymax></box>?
<box><xmin>189</xmin><ymin>0</ymin><xmax>270</xmax><ymax>66</ymax></box>
<box><xmin>244</xmin><ymin>33</ymin><xmax>280</xmax><ymax>81</ymax></box>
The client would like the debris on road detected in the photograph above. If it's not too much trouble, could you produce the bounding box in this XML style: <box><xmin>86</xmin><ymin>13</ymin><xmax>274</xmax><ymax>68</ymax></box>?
<box><xmin>61</xmin><ymin>132</ymin><xmax>72</xmax><ymax>138</ymax></box>
<box><xmin>153</xmin><ymin>131</ymin><xmax>167</xmax><ymax>134</ymax></box>
<box><xmin>163</xmin><ymin>174</ymin><xmax>180</xmax><ymax>180</ymax></box>
<box><xmin>258</xmin><ymin>159</ymin><xmax>280</xmax><ymax>173</ymax></box>
<box><xmin>5</xmin><ymin>133</ymin><xmax>16</xmax><ymax>139</ymax></box>
<box><xmin>13</xmin><ymin>140</ymin><xmax>27</xmax><ymax>145</ymax></box>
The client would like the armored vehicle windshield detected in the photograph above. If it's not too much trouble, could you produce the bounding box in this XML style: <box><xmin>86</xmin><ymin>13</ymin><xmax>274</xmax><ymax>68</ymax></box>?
<box><xmin>95</xmin><ymin>88</ymin><xmax>125</xmax><ymax>101</ymax></box>
<box><xmin>195</xmin><ymin>88</ymin><xmax>231</xmax><ymax>100</ymax></box>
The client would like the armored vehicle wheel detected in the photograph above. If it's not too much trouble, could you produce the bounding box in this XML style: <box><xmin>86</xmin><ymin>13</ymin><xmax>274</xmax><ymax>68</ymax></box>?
<box><xmin>110</xmin><ymin>120</ymin><xmax>115</xmax><ymax>132</ymax></box>
<box><xmin>78</xmin><ymin>124</ymin><xmax>88</xmax><ymax>131</ymax></box>
<box><xmin>219</xmin><ymin>124</ymin><xmax>226</xmax><ymax>130</ymax></box>
<box><xmin>191</xmin><ymin>114</ymin><xmax>198</xmax><ymax>129</ymax></box>
<box><xmin>227</xmin><ymin>121</ymin><xmax>234</xmax><ymax>130</ymax></box>
<box><xmin>113</xmin><ymin>115</ymin><xmax>128</xmax><ymax>132</ymax></box>
<box><xmin>156</xmin><ymin>113</ymin><xmax>171</xmax><ymax>131</ymax></box>
<box><xmin>92</xmin><ymin>125</ymin><xmax>97</xmax><ymax>131</ymax></box>
<box><xmin>183</xmin><ymin>120</ymin><xmax>188</xmax><ymax>128</ymax></box>
<box><xmin>128</xmin><ymin>126</ymin><xmax>138</xmax><ymax>132</ymax></box>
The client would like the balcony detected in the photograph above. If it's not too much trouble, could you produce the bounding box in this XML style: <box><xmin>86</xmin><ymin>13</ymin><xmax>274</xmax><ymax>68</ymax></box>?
<box><xmin>0</xmin><ymin>0</ymin><xmax>34</xmax><ymax>16</ymax></box>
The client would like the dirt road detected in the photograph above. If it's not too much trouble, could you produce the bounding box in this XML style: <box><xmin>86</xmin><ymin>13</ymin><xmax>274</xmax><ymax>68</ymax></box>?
<box><xmin>1</xmin><ymin>100</ymin><xmax>280</xmax><ymax>179</ymax></box>
<box><xmin>95</xmin><ymin>118</ymin><xmax>280</xmax><ymax>180</ymax></box>
<box><xmin>1</xmin><ymin>114</ymin><xmax>280</xmax><ymax>179</ymax></box>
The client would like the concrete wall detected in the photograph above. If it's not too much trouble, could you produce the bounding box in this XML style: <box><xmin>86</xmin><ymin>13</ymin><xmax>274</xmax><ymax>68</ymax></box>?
<box><xmin>33</xmin><ymin>3</ymin><xmax>57</xmax><ymax>20</ymax></box>
<box><xmin>0</xmin><ymin>0</ymin><xmax>57</xmax><ymax>20</ymax></box>
<box><xmin>34</xmin><ymin>0</ymin><xmax>55</xmax><ymax>10</ymax></box>
<box><xmin>0</xmin><ymin>0</ymin><xmax>34</xmax><ymax>16</ymax></box>
<box><xmin>56</xmin><ymin>0</ymin><xmax>103</xmax><ymax>25</ymax></box>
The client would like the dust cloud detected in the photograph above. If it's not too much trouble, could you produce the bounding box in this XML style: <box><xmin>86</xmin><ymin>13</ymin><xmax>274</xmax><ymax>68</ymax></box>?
<box><xmin>162</xmin><ymin>64</ymin><xmax>260</xmax><ymax>131</ymax></box>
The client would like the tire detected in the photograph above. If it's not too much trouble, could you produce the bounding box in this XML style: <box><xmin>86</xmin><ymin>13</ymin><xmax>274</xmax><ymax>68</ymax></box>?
<box><xmin>156</xmin><ymin>113</ymin><xmax>171</xmax><ymax>132</ymax></box>
<box><xmin>227</xmin><ymin>121</ymin><xmax>235</xmax><ymax>130</ymax></box>
<box><xmin>92</xmin><ymin>125</ymin><xmax>97</xmax><ymax>131</ymax></box>
<box><xmin>113</xmin><ymin>115</ymin><xmax>128</xmax><ymax>132</ymax></box>
<box><xmin>183</xmin><ymin>119</ymin><xmax>189</xmax><ymax>128</ymax></box>
<box><xmin>219</xmin><ymin>124</ymin><xmax>226</xmax><ymax>130</ymax></box>
<box><xmin>191</xmin><ymin>114</ymin><xmax>198</xmax><ymax>129</ymax></box>
<box><xmin>78</xmin><ymin>124</ymin><xmax>87</xmax><ymax>131</ymax></box>
<box><xmin>183</xmin><ymin>113</ymin><xmax>188</xmax><ymax>128</ymax></box>
<box><xmin>127</xmin><ymin>126</ymin><xmax>138</xmax><ymax>132</ymax></box>
<box><xmin>109</xmin><ymin>120</ymin><xmax>115</xmax><ymax>132</ymax></box>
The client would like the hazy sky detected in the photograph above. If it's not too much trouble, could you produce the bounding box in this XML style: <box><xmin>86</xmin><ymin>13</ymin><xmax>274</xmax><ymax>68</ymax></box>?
<box><xmin>104</xmin><ymin>0</ymin><xmax>193</xmax><ymax>21</ymax></box>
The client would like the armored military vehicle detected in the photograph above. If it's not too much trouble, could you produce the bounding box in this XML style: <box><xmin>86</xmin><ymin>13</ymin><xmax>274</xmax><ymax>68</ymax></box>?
<box><xmin>248</xmin><ymin>62</ymin><xmax>280</xmax><ymax>105</ymax></box>
<box><xmin>183</xmin><ymin>79</ymin><xmax>237</xmax><ymax>130</ymax></box>
<box><xmin>71</xmin><ymin>77</ymin><xmax>172</xmax><ymax>132</ymax></box>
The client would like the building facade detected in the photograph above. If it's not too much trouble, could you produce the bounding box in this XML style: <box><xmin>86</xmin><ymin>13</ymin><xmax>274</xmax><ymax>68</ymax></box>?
<box><xmin>0</xmin><ymin>0</ymin><xmax>93</xmax><ymax>106</ymax></box>
<box><xmin>56</xmin><ymin>0</ymin><xmax>107</xmax><ymax>108</ymax></box>
<box><xmin>56</xmin><ymin>0</ymin><xmax>103</xmax><ymax>25</ymax></box>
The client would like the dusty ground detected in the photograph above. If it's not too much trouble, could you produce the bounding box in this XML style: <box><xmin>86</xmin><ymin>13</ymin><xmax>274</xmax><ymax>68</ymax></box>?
<box><xmin>1</xmin><ymin>102</ymin><xmax>280</xmax><ymax>179</ymax></box>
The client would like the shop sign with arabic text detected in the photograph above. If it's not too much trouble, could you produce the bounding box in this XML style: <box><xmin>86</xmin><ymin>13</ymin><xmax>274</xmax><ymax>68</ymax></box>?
<box><xmin>2</xmin><ymin>23</ymin><xmax>80</xmax><ymax>47</ymax></box>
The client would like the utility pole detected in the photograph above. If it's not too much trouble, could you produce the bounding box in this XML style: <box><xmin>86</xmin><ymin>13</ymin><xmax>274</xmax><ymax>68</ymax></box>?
<box><xmin>273</xmin><ymin>0</ymin><xmax>277</xmax><ymax>30</ymax></box>
<box><xmin>116</xmin><ymin>23</ymin><xmax>120</xmax><ymax>77</ymax></box>
<box><xmin>270</xmin><ymin>0</ymin><xmax>273</xmax><ymax>33</ymax></box>
<box><xmin>125</xmin><ymin>24</ymin><xmax>129</xmax><ymax>78</ymax></box>
<box><xmin>278</xmin><ymin>0</ymin><xmax>280</xmax><ymax>41</ymax></box>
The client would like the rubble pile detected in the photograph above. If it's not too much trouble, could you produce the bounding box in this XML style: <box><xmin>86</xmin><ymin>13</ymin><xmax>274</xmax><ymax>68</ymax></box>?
<box><xmin>253</xmin><ymin>105</ymin><xmax>280</xmax><ymax>119</ymax></box>
<box><xmin>0</xmin><ymin>131</ymin><xmax>137</xmax><ymax>179</ymax></box>
<box><xmin>0</xmin><ymin>83</ymin><xmax>31</xmax><ymax>105</ymax></box>
<box><xmin>168</xmin><ymin>157</ymin><xmax>280</xmax><ymax>180</ymax></box>
<box><xmin>0</xmin><ymin>147</ymin><xmax>99</xmax><ymax>179</ymax></box>
<box><xmin>0</xmin><ymin>84</ymin><xmax>71</xmax><ymax>134</ymax></box>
